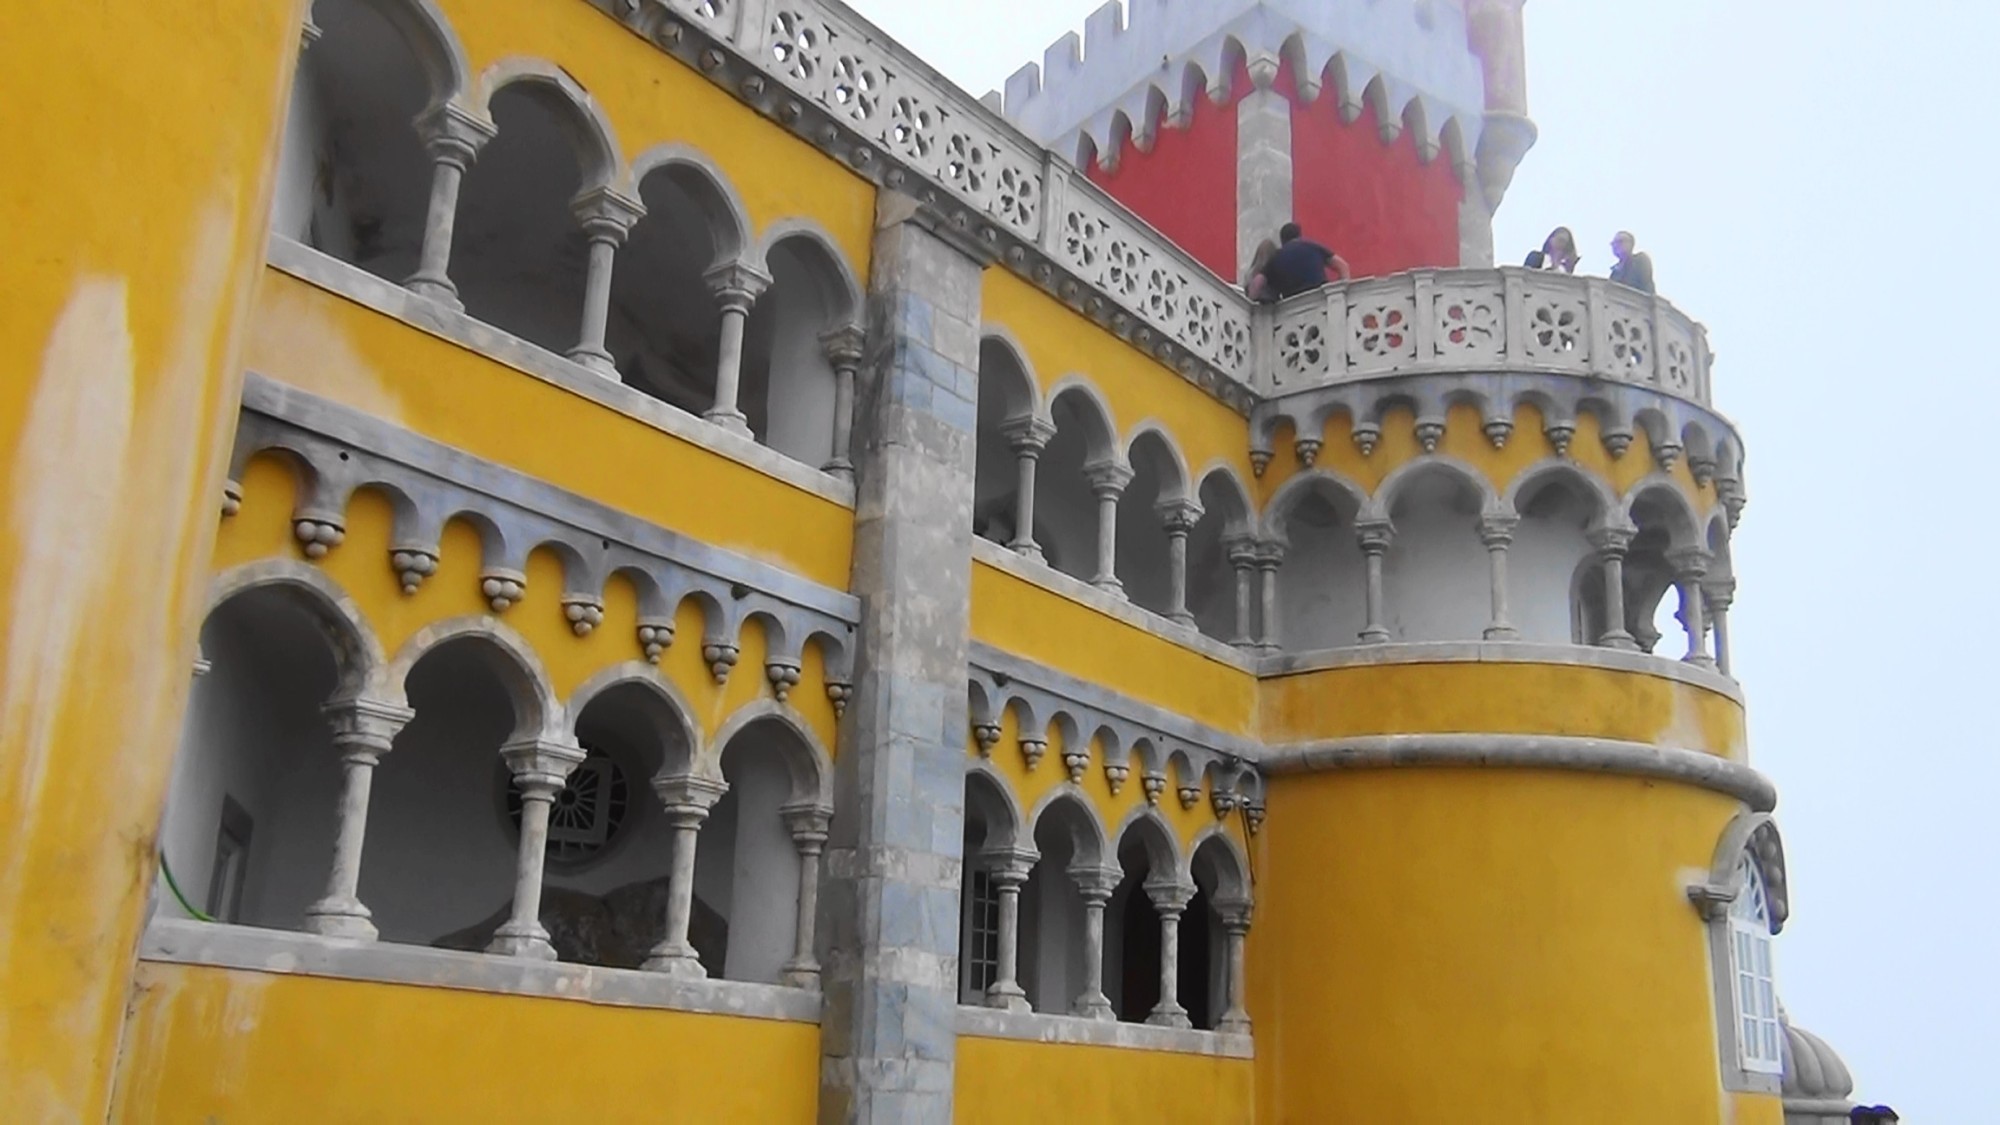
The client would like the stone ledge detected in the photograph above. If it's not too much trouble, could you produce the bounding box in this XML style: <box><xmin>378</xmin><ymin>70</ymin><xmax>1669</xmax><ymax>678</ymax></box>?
<box><xmin>971</xmin><ymin>537</ymin><xmax>1257</xmax><ymax>673</ymax></box>
<box><xmin>140</xmin><ymin>918</ymin><xmax>823</xmax><ymax>1023</ymax></box>
<box><xmin>1259</xmin><ymin>733</ymin><xmax>1776</xmax><ymax>811</ymax></box>
<box><xmin>1261</xmin><ymin>639</ymin><xmax>1745</xmax><ymax>703</ymax></box>
<box><xmin>955</xmin><ymin>1004</ymin><xmax>1253</xmax><ymax>1059</ymax></box>
<box><xmin>265</xmin><ymin>238</ymin><xmax>855</xmax><ymax>509</ymax></box>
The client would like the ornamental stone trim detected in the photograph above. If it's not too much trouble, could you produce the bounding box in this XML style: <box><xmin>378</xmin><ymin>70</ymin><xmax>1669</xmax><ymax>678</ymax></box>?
<box><xmin>139</xmin><ymin>918</ymin><xmax>822</xmax><ymax>1023</ymax></box>
<box><xmin>956</xmin><ymin>1005</ymin><xmax>1253</xmax><ymax>1059</ymax></box>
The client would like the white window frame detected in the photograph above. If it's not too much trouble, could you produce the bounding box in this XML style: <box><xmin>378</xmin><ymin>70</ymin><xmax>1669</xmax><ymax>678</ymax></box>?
<box><xmin>962</xmin><ymin>867</ymin><xmax>1000</xmax><ymax>1001</ymax></box>
<box><xmin>1728</xmin><ymin>857</ymin><xmax>1783</xmax><ymax>1075</ymax></box>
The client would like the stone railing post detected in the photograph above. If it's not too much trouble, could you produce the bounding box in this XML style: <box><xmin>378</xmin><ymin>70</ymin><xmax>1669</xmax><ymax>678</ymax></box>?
<box><xmin>1357</xmin><ymin>519</ymin><xmax>1396</xmax><ymax>644</ymax></box>
<box><xmin>820</xmin><ymin>326</ymin><xmax>866</xmax><ymax>481</ymax></box>
<box><xmin>1000</xmin><ymin>416</ymin><xmax>1057</xmax><ymax>562</ymax></box>
<box><xmin>405</xmin><ymin>103</ymin><xmax>496</xmax><ymax>309</ymax></box>
<box><xmin>644</xmin><ymin>772</ymin><xmax>729</xmax><ymax>976</ymax></box>
<box><xmin>1158</xmin><ymin>498</ymin><xmax>1204</xmax><ymax>627</ymax></box>
<box><xmin>566</xmin><ymin>187</ymin><xmax>645</xmax><ymax>374</ymax></box>
<box><xmin>1225</xmin><ymin>536</ymin><xmax>1260</xmax><ymax>649</ymax></box>
<box><xmin>702</xmin><ymin>259</ymin><xmax>774</xmax><ymax>436</ymax></box>
<box><xmin>1145</xmin><ymin>879</ymin><xmax>1195</xmax><ymax>1029</ymax></box>
<box><xmin>1587</xmin><ymin>525</ymin><xmax>1639</xmax><ymax>650</ymax></box>
<box><xmin>1216</xmin><ymin>897</ymin><xmax>1254</xmax><ymax>1035</ymax></box>
<box><xmin>487</xmin><ymin>737</ymin><xmax>588</xmax><ymax>960</ymax></box>
<box><xmin>1668</xmin><ymin>546</ymin><xmax>1715</xmax><ymax>669</ymax></box>
<box><xmin>1478</xmin><ymin>513</ymin><xmax>1521</xmax><ymax>641</ymax></box>
<box><xmin>780</xmin><ymin>803</ymin><xmax>833</xmax><ymax>989</ymax></box>
<box><xmin>1084</xmin><ymin>461</ymin><xmax>1134</xmax><ymax>597</ymax></box>
<box><xmin>303</xmin><ymin>695</ymin><xmax>414</xmax><ymax>940</ymax></box>
<box><xmin>983</xmin><ymin>846</ymin><xmax>1038</xmax><ymax>1013</ymax></box>
<box><xmin>1070</xmin><ymin>863</ymin><xmax>1119</xmax><ymax>1021</ymax></box>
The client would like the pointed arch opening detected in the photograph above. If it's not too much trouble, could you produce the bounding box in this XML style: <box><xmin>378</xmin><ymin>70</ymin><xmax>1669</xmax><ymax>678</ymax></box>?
<box><xmin>694</xmin><ymin>715</ymin><xmax>823</xmax><ymax>983</ymax></box>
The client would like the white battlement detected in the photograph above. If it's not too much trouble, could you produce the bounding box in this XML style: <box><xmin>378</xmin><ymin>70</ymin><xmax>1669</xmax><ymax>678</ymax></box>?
<box><xmin>994</xmin><ymin>0</ymin><xmax>1488</xmax><ymax>171</ymax></box>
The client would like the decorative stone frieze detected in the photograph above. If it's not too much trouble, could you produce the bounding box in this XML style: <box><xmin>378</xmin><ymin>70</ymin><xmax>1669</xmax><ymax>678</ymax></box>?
<box><xmin>1103</xmin><ymin>758</ymin><xmax>1130</xmax><ymax>794</ymax></box>
<box><xmin>765</xmin><ymin>658</ymin><xmax>802</xmax><ymax>701</ymax></box>
<box><xmin>637</xmin><ymin>618</ymin><xmax>675</xmax><ymax>663</ymax></box>
<box><xmin>702</xmin><ymin>641</ymin><xmax>741</xmax><ymax>682</ymax></box>
<box><xmin>480</xmin><ymin>569</ymin><xmax>526</xmax><ymax>614</ymax></box>
<box><xmin>293</xmin><ymin>516</ymin><xmax>345</xmax><ymax>559</ymax></box>
<box><xmin>390</xmin><ymin>547</ymin><xmax>438</xmax><ymax>595</ymax></box>
<box><xmin>1019</xmin><ymin>736</ymin><xmax>1048</xmax><ymax>772</ymax></box>
<box><xmin>1482</xmin><ymin>417</ymin><xmax>1513</xmax><ymax>448</ymax></box>
<box><xmin>1177</xmin><ymin>783</ymin><xmax>1202</xmax><ymax>811</ymax></box>
<box><xmin>1142</xmin><ymin>772</ymin><xmax>1166</xmax><ymax>806</ymax></box>
<box><xmin>1414</xmin><ymin>418</ymin><xmax>1446</xmax><ymax>453</ymax></box>
<box><xmin>972</xmin><ymin>721</ymin><xmax>1002</xmax><ymax>757</ymax></box>
<box><xmin>221</xmin><ymin>479</ymin><xmax>243</xmax><ymax>518</ymax></box>
<box><xmin>1294</xmin><ymin>437</ymin><xmax>1322</xmax><ymax>467</ymax></box>
<box><xmin>824</xmin><ymin>679</ymin><xmax>851</xmax><ymax>717</ymax></box>
<box><xmin>1352</xmin><ymin>420</ymin><xmax>1382</xmax><ymax>456</ymax></box>
<box><xmin>561</xmin><ymin>595</ymin><xmax>606</xmax><ymax>636</ymax></box>
<box><xmin>1062</xmin><ymin>745</ymin><xmax>1090</xmax><ymax>784</ymax></box>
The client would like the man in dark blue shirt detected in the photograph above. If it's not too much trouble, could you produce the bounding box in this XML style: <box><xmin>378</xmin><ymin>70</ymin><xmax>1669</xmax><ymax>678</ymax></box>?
<box><xmin>1260</xmin><ymin>222</ymin><xmax>1351</xmax><ymax>300</ymax></box>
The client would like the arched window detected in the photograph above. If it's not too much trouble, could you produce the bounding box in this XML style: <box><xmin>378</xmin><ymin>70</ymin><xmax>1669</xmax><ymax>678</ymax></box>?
<box><xmin>696</xmin><ymin>716</ymin><xmax>823</xmax><ymax>983</ymax></box>
<box><xmin>1730</xmin><ymin>857</ymin><xmax>1782</xmax><ymax>1075</ymax></box>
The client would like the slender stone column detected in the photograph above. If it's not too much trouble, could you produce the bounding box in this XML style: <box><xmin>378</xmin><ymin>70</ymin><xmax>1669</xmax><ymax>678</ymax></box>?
<box><xmin>1668</xmin><ymin>546</ymin><xmax>1716</xmax><ymax>669</ymax></box>
<box><xmin>1587</xmin><ymin>525</ymin><xmax>1639</xmax><ymax>650</ymax></box>
<box><xmin>702</xmin><ymin>259</ymin><xmax>774</xmax><ymax>436</ymax></box>
<box><xmin>1478</xmin><ymin>513</ymin><xmax>1521</xmax><ymax>641</ymax></box>
<box><xmin>405</xmin><ymin>103</ymin><xmax>495</xmax><ymax>309</ymax></box>
<box><xmin>303</xmin><ymin>696</ymin><xmax>414</xmax><ymax>940</ymax></box>
<box><xmin>821</xmin><ymin>192</ymin><xmax>993</xmax><ymax>1123</ymax></box>
<box><xmin>644</xmin><ymin>773</ymin><xmax>729</xmax><ymax>976</ymax></box>
<box><xmin>565</xmin><ymin>187</ymin><xmax>645</xmax><ymax>374</ymax></box>
<box><xmin>1235</xmin><ymin>60</ymin><xmax>1294</xmax><ymax>285</ymax></box>
<box><xmin>1225</xmin><ymin>536</ymin><xmax>1259</xmax><ymax>648</ymax></box>
<box><xmin>1215</xmin><ymin>897</ymin><xmax>1254</xmax><ymax>1035</ymax></box>
<box><xmin>1157</xmin><ymin>498</ymin><xmax>1204</xmax><ymax>627</ymax></box>
<box><xmin>982</xmin><ymin>846</ymin><xmax>1037</xmax><ymax>1013</ymax></box>
<box><xmin>487</xmin><ymin>738</ymin><xmax>587</xmax><ymax>960</ymax></box>
<box><xmin>1084</xmin><ymin>461</ymin><xmax>1134</xmax><ymax>597</ymax></box>
<box><xmin>1704</xmin><ymin>578</ymin><xmax>1737</xmax><ymax>677</ymax></box>
<box><xmin>1070</xmin><ymin>864</ymin><xmax>1119</xmax><ymax>1021</ymax></box>
<box><xmin>1000</xmin><ymin>417</ymin><xmax>1056</xmax><ymax>562</ymax></box>
<box><xmin>780</xmin><ymin>804</ymin><xmax>833</xmax><ymax>989</ymax></box>
<box><xmin>1145</xmin><ymin>880</ymin><xmax>1195</xmax><ymax>1029</ymax></box>
<box><xmin>820</xmin><ymin>327</ymin><xmax>867</xmax><ymax>482</ymax></box>
<box><xmin>1255</xmin><ymin>540</ymin><xmax>1285</xmax><ymax>654</ymax></box>
<box><xmin>1357</xmin><ymin>519</ymin><xmax>1396</xmax><ymax>644</ymax></box>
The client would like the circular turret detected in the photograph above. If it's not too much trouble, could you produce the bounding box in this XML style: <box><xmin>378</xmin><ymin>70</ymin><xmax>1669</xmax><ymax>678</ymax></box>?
<box><xmin>1782</xmin><ymin>1020</ymin><xmax>1858</xmax><ymax>1124</ymax></box>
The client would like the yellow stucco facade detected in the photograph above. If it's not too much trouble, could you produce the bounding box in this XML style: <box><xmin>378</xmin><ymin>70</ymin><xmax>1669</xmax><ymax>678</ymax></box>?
<box><xmin>0</xmin><ymin>0</ymin><xmax>1806</xmax><ymax>1122</ymax></box>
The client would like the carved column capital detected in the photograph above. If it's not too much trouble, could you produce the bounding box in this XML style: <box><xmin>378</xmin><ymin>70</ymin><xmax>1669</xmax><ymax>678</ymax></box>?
<box><xmin>1356</xmin><ymin>518</ymin><xmax>1396</xmax><ymax>555</ymax></box>
<box><xmin>1000</xmin><ymin>415</ymin><xmax>1057</xmax><ymax>456</ymax></box>
<box><xmin>319</xmin><ymin>695</ymin><xmax>415</xmax><ymax>764</ymax></box>
<box><xmin>1477</xmin><ymin>512</ymin><xmax>1521</xmax><ymax>548</ymax></box>
<box><xmin>703</xmin><ymin>258</ymin><xmax>774</xmax><ymax>312</ymax></box>
<box><xmin>981</xmin><ymin>845</ymin><xmax>1039</xmax><ymax>886</ymax></box>
<box><xmin>819</xmin><ymin>324</ymin><xmax>867</xmax><ymax>368</ymax></box>
<box><xmin>1253</xmin><ymin>539</ymin><xmax>1286</xmax><ymax>570</ymax></box>
<box><xmin>1215</xmin><ymin>895</ymin><xmax>1254</xmax><ymax>933</ymax></box>
<box><xmin>1155</xmin><ymin>497</ymin><xmax>1204</xmax><ymax>535</ymax></box>
<box><xmin>781</xmin><ymin>802</ymin><xmax>833</xmax><ymax>848</ymax></box>
<box><xmin>1667</xmin><ymin>546</ymin><xmax>1713</xmax><ymax>582</ymax></box>
<box><xmin>652</xmin><ymin>772</ymin><xmax>730</xmax><ymax>821</ymax></box>
<box><xmin>1702</xmin><ymin>577</ymin><xmax>1738</xmax><ymax>612</ymax></box>
<box><xmin>1143</xmin><ymin>878</ymin><xmax>1196</xmax><ymax>916</ymax></box>
<box><xmin>499</xmin><ymin>737</ymin><xmax>587</xmax><ymax>793</ymax></box>
<box><xmin>1082</xmin><ymin>460</ymin><xmax>1134</xmax><ymax>499</ymax></box>
<box><xmin>1224</xmin><ymin>535</ymin><xmax>1262</xmax><ymax>568</ymax></box>
<box><xmin>1069</xmin><ymin>863</ymin><xmax>1122</xmax><ymax>903</ymax></box>
<box><xmin>1586</xmin><ymin>523</ymin><xmax>1636</xmax><ymax>558</ymax></box>
<box><xmin>413</xmin><ymin>102</ymin><xmax>497</xmax><ymax>168</ymax></box>
<box><xmin>570</xmin><ymin>186</ymin><xmax>646</xmax><ymax>242</ymax></box>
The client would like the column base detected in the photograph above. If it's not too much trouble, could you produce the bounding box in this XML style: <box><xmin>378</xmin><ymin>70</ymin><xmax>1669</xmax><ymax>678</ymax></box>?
<box><xmin>404</xmin><ymin>274</ymin><xmax>463</xmax><ymax>312</ymax></box>
<box><xmin>486</xmin><ymin>920</ymin><xmax>557</xmax><ymax>961</ymax></box>
<box><xmin>643</xmin><ymin>943</ymin><xmax>709</xmax><ymax>977</ymax></box>
<box><xmin>303</xmin><ymin>896</ymin><xmax>377</xmax><ymax>941</ymax></box>
<box><xmin>1683</xmin><ymin>653</ymin><xmax>1717</xmax><ymax>670</ymax></box>
<box><xmin>820</xmin><ymin>457</ymin><xmax>853</xmax><ymax>482</ymax></box>
<box><xmin>1598</xmin><ymin>630</ymin><xmax>1640</xmax><ymax>651</ymax></box>
<box><xmin>1091</xmin><ymin>578</ymin><xmax>1126</xmax><ymax>599</ymax></box>
<box><xmin>1145</xmin><ymin>1004</ymin><xmax>1192</xmax><ymax>1029</ymax></box>
<box><xmin>780</xmin><ymin>961</ymin><xmax>822</xmax><ymax>990</ymax></box>
<box><xmin>1359</xmin><ymin>628</ymin><xmax>1391</xmax><ymax>645</ymax></box>
<box><xmin>1483</xmin><ymin>625</ymin><xmax>1520</xmax><ymax>641</ymax></box>
<box><xmin>1217</xmin><ymin>1012</ymin><xmax>1252</xmax><ymax>1036</ymax></box>
<box><xmin>1169</xmin><ymin>611</ymin><xmax>1196</xmax><ymax>628</ymax></box>
<box><xmin>1071</xmin><ymin>993</ymin><xmax>1115</xmax><ymax>1021</ymax></box>
<box><xmin>1010</xmin><ymin>541</ymin><xmax>1043</xmax><ymax>564</ymax></box>
<box><xmin>984</xmin><ymin>983</ymin><xmax>1031</xmax><ymax>1014</ymax></box>
<box><xmin>703</xmin><ymin>407</ymin><xmax>753</xmax><ymax>437</ymax></box>
<box><xmin>566</xmin><ymin>344</ymin><xmax>617</xmax><ymax>374</ymax></box>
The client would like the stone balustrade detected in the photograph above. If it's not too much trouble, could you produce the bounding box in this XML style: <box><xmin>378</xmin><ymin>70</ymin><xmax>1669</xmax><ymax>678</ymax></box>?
<box><xmin>1258</xmin><ymin>267</ymin><xmax>1714</xmax><ymax>405</ymax></box>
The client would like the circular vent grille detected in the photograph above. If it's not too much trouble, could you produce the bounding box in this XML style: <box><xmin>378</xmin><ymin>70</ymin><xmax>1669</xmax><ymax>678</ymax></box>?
<box><xmin>504</xmin><ymin>746</ymin><xmax>630</xmax><ymax>867</ymax></box>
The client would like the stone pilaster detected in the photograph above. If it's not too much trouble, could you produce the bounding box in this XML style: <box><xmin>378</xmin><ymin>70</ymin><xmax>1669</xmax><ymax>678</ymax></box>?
<box><xmin>819</xmin><ymin>191</ymin><xmax>992</xmax><ymax>1125</ymax></box>
<box><xmin>1236</xmin><ymin>55</ymin><xmax>1294</xmax><ymax>285</ymax></box>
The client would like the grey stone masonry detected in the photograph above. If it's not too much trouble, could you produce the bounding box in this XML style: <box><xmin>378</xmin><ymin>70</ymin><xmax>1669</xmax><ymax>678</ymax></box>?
<box><xmin>819</xmin><ymin>192</ymin><xmax>991</xmax><ymax>1125</ymax></box>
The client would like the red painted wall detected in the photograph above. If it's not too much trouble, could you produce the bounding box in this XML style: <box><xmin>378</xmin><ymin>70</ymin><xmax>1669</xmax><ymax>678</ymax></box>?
<box><xmin>1286</xmin><ymin>81</ymin><xmax>1463</xmax><ymax>277</ymax></box>
<box><xmin>1086</xmin><ymin>68</ymin><xmax>1247</xmax><ymax>282</ymax></box>
<box><xmin>1084</xmin><ymin>62</ymin><xmax>1462</xmax><ymax>282</ymax></box>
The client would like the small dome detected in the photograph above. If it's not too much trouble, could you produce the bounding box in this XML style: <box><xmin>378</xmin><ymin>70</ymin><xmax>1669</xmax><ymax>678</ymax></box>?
<box><xmin>1782</xmin><ymin>1021</ymin><xmax>1855</xmax><ymax>1100</ymax></box>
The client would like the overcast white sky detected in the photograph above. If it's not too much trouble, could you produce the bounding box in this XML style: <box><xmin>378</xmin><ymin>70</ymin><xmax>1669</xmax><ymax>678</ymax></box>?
<box><xmin>849</xmin><ymin>0</ymin><xmax>1995</xmax><ymax>1116</ymax></box>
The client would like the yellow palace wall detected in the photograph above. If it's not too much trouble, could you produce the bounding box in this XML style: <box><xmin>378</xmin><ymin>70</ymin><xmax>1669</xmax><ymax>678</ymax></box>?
<box><xmin>0</xmin><ymin>0</ymin><xmax>1769</xmax><ymax>1116</ymax></box>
